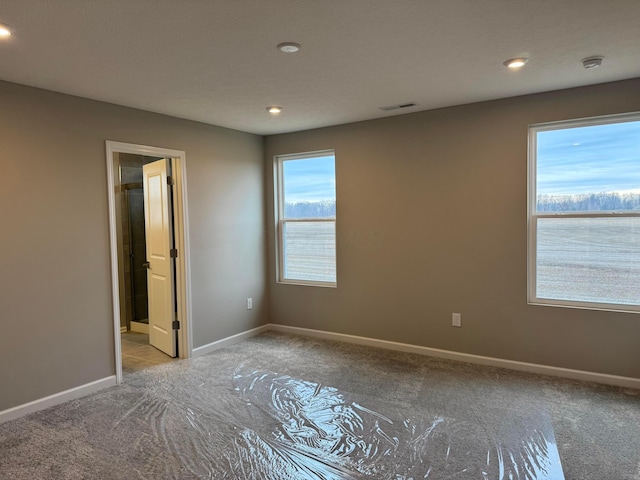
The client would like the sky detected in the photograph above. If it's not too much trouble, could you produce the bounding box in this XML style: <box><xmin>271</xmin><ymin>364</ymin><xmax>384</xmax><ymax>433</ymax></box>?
<box><xmin>283</xmin><ymin>154</ymin><xmax>335</xmax><ymax>203</ymax></box>
<box><xmin>281</xmin><ymin>121</ymin><xmax>639</xmax><ymax>203</ymax></box>
<box><xmin>536</xmin><ymin>120</ymin><xmax>640</xmax><ymax>196</ymax></box>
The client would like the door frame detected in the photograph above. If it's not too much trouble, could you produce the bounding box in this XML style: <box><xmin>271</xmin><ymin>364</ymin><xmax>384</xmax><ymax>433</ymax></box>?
<box><xmin>105</xmin><ymin>141</ymin><xmax>193</xmax><ymax>383</ymax></box>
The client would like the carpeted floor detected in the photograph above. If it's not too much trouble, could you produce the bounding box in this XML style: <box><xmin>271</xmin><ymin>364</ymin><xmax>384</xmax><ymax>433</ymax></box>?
<box><xmin>1</xmin><ymin>331</ymin><xmax>639</xmax><ymax>479</ymax></box>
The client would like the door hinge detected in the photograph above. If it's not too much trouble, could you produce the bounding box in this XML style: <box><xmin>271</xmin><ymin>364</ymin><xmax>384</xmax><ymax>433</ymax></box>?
<box><xmin>170</xmin><ymin>248</ymin><xmax>178</xmax><ymax>258</ymax></box>
<box><xmin>167</xmin><ymin>175</ymin><xmax>175</xmax><ymax>186</ymax></box>
<box><xmin>172</xmin><ymin>320</ymin><xmax>180</xmax><ymax>330</ymax></box>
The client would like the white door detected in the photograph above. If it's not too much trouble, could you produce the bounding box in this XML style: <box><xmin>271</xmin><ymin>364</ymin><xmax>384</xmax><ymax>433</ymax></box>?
<box><xmin>143</xmin><ymin>159</ymin><xmax>176</xmax><ymax>357</ymax></box>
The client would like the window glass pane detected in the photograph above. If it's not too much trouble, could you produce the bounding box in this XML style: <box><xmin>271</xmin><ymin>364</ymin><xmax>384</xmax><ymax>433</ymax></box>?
<box><xmin>283</xmin><ymin>221</ymin><xmax>336</xmax><ymax>283</ymax></box>
<box><xmin>536</xmin><ymin>121</ymin><xmax>640</xmax><ymax>212</ymax></box>
<box><xmin>283</xmin><ymin>155</ymin><xmax>336</xmax><ymax>219</ymax></box>
<box><xmin>536</xmin><ymin>217</ymin><xmax>640</xmax><ymax>305</ymax></box>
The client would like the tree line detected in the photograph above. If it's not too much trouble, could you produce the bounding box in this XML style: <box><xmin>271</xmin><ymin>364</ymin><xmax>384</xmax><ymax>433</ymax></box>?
<box><xmin>284</xmin><ymin>194</ymin><xmax>640</xmax><ymax>216</ymax></box>
<box><xmin>537</xmin><ymin>192</ymin><xmax>640</xmax><ymax>212</ymax></box>
<box><xmin>285</xmin><ymin>200</ymin><xmax>336</xmax><ymax>218</ymax></box>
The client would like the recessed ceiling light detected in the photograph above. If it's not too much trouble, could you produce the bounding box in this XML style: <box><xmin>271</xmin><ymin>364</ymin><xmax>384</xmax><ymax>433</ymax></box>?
<box><xmin>582</xmin><ymin>56</ymin><xmax>604</xmax><ymax>69</ymax></box>
<box><xmin>267</xmin><ymin>106</ymin><xmax>283</xmax><ymax>114</ymax></box>
<box><xmin>277</xmin><ymin>42</ymin><xmax>301</xmax><ymax>53</ymax></box>
<box><xmin>0</xmin><ymin>23</ymin><xmax>13</xmax><ymax>37</ymax></box>
<box><xmin>503</xmin><ymin>57</ymin><xmax>529</xmax><ymax>69</ymax></box>
<box><xmin>379</xmin><ymin>102</ymin><xmax>418</xmax><ymax>112</ymax></box>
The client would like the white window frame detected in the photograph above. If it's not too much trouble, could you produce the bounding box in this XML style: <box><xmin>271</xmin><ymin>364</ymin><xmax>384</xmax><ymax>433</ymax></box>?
<box><xmin>274</xmin><ymin>150</ymin><xmax>337</xmax><ymax>287</ymax></box>
<box><xmin>528</xmin><ymin>112</ymin><xmax>640</xmax><ymax>313</ymax></box>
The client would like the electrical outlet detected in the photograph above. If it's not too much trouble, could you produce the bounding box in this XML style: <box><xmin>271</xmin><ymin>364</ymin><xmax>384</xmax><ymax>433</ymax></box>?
<box><xmin>452</xmin><ymin>313</ymin><xmax>462</xmax><ymax>327</ymax></box>
<box><xmin>246</xmin><ymin>298</ymin><xmax>253</xmax><ymax>310</ymax></box>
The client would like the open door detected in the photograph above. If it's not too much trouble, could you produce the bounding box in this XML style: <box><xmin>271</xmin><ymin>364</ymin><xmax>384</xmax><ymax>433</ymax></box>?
<box><xmin>143</xmin><ymin>158</ymin><xmax>176</xmax><ymax>357</ymax></box>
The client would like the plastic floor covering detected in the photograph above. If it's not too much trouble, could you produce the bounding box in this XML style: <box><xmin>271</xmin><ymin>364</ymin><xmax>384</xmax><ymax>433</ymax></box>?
<box><xmin>3</xmin><ymin>331</ymin><xmax>639</xmax><ymax>479</ymax></box>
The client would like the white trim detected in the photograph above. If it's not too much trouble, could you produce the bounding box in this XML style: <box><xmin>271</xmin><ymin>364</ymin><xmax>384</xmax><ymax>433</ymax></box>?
<box><xmin>535</xmin><ymin>212</ymin><xmax>640</xmax><ymax>219</ymax></box>
<box><xmin>120</xmin><ymin>326</ymin><xmax>127</xmax><ymax>333</ymax></box>
<box><xmin>172</xmin><ymin>154</ymin><xmax>194</xmax><ymax>359</ymax></box>
<box><xmin>281</xmin><ymin>218</ymin><xmax>336</xmax><ymax>223</ymax></box>
<box><xmin>274</xmin><ymin>149</ymin><xmax>337</xmax><ymax>287</ymax></box>
<box><xmin>275</xmin><ymin>149</ymin><xmax>336</xmax><ymax>162</ymax></box>
<box><xmin>130</xmin><ymin>321</ymin><xmax>149</xmax><ymax>334</ymax></box>
<box><xmin>527</xmin><ymin>125</ymin><xmax>537</xmax><ymax>307</ymax></box>
<box><xmin>105</xmin><ymin>141</ymin><xmax>193</xmax><ymax>385</ymax></box>
<box><xmin>529</xmin><ymin>110</ymin><xmax>640</xmax><ymax>131</ymax></box>
<box><xmin>192</xmin><ymin>325</ymin><xmax>271</xmax><ymax>357</ymax></box>
<box><xmin>4</xmin><ymin>324</ymin><xmax>639</xmax><ymax>424</ymax></box>
<box><xmin>527</xmin><ymin>113</ymin><xmax>640</xmax><ymax>314</ymax></box>
<box><xmin>267</xmin><ymin>324</ymin><xmax>640</xmax><ymax>390</ymax></box>
<box><xmin>273</xmin><ymin>155</ymin><xmax>283</xmax><ymax>283</ymax></box>
<box><xmin>106</xmin><ymin>143</ymin><xmax>123</xmax><ymax>383</ymax></box>
<box><xmin>0</xmin><ymin>376</ymin><xmax>116</xmax><ymax>424</ymax></box>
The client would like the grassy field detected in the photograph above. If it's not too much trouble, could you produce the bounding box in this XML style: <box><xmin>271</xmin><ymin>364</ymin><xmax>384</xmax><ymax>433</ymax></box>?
<box><xmin>537</xmin><ymin>217</ymin><xmax>640</xmax><ymax>305</ymax></box>
<box><xmin>283</xmin><ymin>222</ymin><xmax>336</xmax><ymax>283</ymax></box>
<box><xmin>282</xmin><ymin>217</ymin><xmax>639</xmax><ymax>306</ymax></box>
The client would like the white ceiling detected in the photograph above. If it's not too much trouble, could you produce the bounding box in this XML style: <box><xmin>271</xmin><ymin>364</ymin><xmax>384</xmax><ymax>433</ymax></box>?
<box><xmin>1</xmin><ymin>1</ymin><xmax>639</xmax><ymax>135</ymax></box>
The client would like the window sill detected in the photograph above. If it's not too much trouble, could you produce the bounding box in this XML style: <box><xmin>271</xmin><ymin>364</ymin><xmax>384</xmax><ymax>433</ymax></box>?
<box><xmin>528</xmin><ymin>299</ymin><xmax>639</xmax><ymax>314</ymax></box>
<box><xmin>277</xmin><ymin>279</ymin><xmax>337</xmax><ymax>288</ymax></box>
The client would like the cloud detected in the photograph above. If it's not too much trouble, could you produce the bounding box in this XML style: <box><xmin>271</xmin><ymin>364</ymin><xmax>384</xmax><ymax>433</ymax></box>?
<box><xmin>536</xmin><ymin>120</ymin><xmax>640</xmax><ymax>195</ymax></box>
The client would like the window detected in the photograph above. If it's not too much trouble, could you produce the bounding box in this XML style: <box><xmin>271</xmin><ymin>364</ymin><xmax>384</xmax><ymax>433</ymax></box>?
<box><xmin>528</xmin><ymin>113</ymin><xmax>640</xmax><ymax>312</ymax></box>
<box><xmin>275</xmin><ymin>150</ymin><xmax>336</xmax><ymax>286</ymax></box>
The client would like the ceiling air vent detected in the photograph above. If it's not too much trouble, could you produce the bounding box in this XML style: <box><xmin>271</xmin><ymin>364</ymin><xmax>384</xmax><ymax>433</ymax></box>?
<box><xmin>379</xmin><ymin>102</ymin><xmax>418</xmax><ymax>112</ymax></box>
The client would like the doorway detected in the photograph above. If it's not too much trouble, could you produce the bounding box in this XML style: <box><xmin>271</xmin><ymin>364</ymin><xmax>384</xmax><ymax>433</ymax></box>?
<box><xmin>106</xmin><ymin>141</ymin><xmax>192</xmax><ymax>383</ymax></box>
<box><xmin>121</xmin><ymin>154</ymin><xmax>159</xmax><ymax>334</ymax></box>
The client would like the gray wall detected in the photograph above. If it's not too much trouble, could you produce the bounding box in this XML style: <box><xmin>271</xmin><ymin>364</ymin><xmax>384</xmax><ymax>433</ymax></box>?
<box><xmin>264</xmin><ymin>78</ymin><xmax>640</xmax><ymax>379</ymax></box>
<box><xmin>2</xmin><ymin>76</ymin><xmax>639</xmax><ymax>413</ymax></box>
<box><xmin>0</xmin><ymin>80</ymin><xmax>266</xmax><ymax>411</ymax></box>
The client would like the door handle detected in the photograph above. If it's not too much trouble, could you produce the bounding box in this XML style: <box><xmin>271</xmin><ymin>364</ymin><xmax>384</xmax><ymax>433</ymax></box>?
<box><xmin>143</xmin><ymin>262</ymin><xmax>150</xmax><ymax>269</ymax></box>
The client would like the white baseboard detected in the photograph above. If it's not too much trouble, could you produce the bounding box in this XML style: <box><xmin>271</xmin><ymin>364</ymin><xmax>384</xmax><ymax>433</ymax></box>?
<box><xmin>0</xmin><ymin>376</ymin><xmax>117</xmax><ymax>424</ymax></box>
<box><xmin>193</xmin><ymin>325</ymin><xmax>271</xmax><ymax>357</ymax></box>
<box><xmin>4</xmin><ymin>323</ymin><xmax>637</xmax><ymax>425</ymax></box>
<box><xmin>267</xmin><ymin>324</ymin><xmax>640</xmax><ymax>390</ymax></box>
<box><xmin>120</xmin><ymin>326</ymin><xmax>127</xmax><ymax>333</ymax></box>
<box><xmin>1</xmin><ymin>325</ymin><xmax>269</xmax><ymax>424</ymax></box>
<box><xmin>130</xmin><ymin>321</ymin><xmax>149</xmax><ymax>334</ymax></box>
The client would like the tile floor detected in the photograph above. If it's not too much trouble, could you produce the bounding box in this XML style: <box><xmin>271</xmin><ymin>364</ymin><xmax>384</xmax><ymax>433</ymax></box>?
<box><xmin>121</xmin><ymin>331</ymin><xmax>176</xmax><ymax>374</ymax></box>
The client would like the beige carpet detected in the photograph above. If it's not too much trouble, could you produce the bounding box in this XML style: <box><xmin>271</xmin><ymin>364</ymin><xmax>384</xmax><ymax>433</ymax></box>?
<box><xmin>1</xmin><ymin>331</ymin><xmax>639</xmax><ymax>479</ymax></box>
